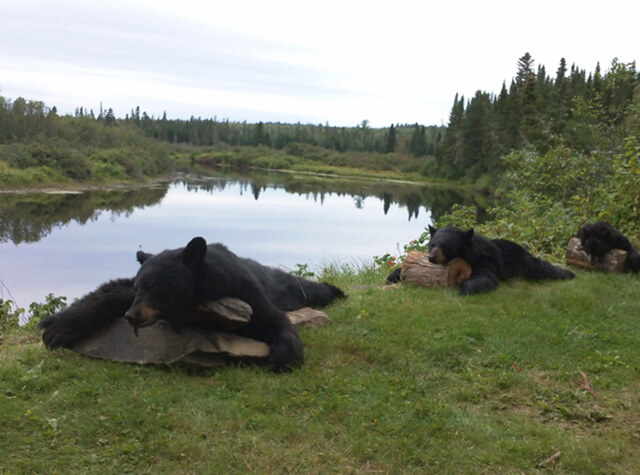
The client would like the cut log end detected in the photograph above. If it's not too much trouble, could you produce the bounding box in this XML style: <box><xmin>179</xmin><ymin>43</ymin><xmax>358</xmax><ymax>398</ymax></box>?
<box><xmin>400</xmin><ymin>251</ymin><xmax>472</xmax><ymax>288</ymax></box>
<box><xmin>565</xmin><ymin>237</ymin><xmax>628</xmax><ymax>272</ymax></box>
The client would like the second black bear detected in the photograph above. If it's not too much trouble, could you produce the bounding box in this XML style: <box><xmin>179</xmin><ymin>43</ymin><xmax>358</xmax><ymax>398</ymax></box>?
<box><xmin>423</xmin><ymin>225</ymin><xmax>574</xmax><ymax>295</ymax></box>
<box><xmin>40</xmin><ymin>237</ymin><xmax>345</xmax><ymax>372</ymax></box>
<box><xmin>577</xmin><ymin>221</ymin><xmax>640</xmax><ymax>272</ymax></box>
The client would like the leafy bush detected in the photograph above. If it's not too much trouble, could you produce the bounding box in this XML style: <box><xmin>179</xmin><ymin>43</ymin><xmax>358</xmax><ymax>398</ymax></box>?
<box><xmin>0</xmin><ymin>294</ymin><xmax>66</xmax><ymax>335</ymax></box>
<box><xmin>501</xmin><ymin>146</ymin><xmax>611</xmax><ymax>204</ymax></box>
<box><xmin>426</xmin><ymin>138</ymin><xmax>640</xmax><ymax>259</ymax></box>
<box><xmin>284</xmin><ymin>142</ymin><xmax>329</xmax><ymax>161</ymax></box>
<box><xmin>605</xmin><ymin>135</ymin><xmax>640</xmax><ymax>232</ymax></box>
<box><xmin>0</xmin><ymin>164</ymin><xmax>68</xmax><ymax>187</ymax></box>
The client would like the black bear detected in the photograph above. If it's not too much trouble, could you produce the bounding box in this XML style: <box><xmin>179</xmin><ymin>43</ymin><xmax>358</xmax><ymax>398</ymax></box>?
<box><xmin>577</xmin><ymin>221</ymin><xmax>640</xmax><ymax>272</ymax></box>
<box><xmin>388</xmin><ymin>225</ymin><xmax>574</xmax><ymax>294</ymax></box>
<box><xmin>40</xmin><ymin>237</ymin><xmax>345</xmax><ymax>371</ymax></box>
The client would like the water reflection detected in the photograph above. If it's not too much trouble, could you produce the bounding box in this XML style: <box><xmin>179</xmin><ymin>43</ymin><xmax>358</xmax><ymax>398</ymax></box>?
<box><xmin>0</xmin><ymin>172</ymin><xmax>487</xmax><ymax>307</ymax></box>
<box><xmin>0</xmin><ymin>187</ymin><xmax>168</xmax><ymax>244</ymax></box>
<box><xmin>176</xmin><ymin>171</ymin><xmax>484</xmax><ymax>223</ymax></box>
<box><xmin>0</xmin><ymin>172</ymin><xmax>484</xmax><ymax>245</ymax></box>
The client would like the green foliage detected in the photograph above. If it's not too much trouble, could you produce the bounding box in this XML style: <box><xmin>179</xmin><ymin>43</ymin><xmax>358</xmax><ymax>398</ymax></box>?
<box><xmin>434</xmin><ymin>203</ymin><xmax>479</xmax><ymax>231</ymax></box>
<box><xmin>436</xmin><ymin>56</ymin><xmax>639</xmax><ymax>184</ymax></box>
<box><xmin>291</xmin><ymin>263</ymin><xmax>316</xmax><ymax>279</ymax></box>
<box><xmin>606</xmin><ymin>135</ymin><xmax>640</xmax><ymax>230</ymax></box>
<box><xmin>501</xmin><ymin>146</ymin><xmax>610</xmax><ymax>204</ymax></box>
<box><xmin>482</xmin><ymin>192</ymin><xmax>581</xmax><ymax>258</ymax></box>
<box><xmin>432</xmin><ymin>141</ymin><xmax>640</xmax><ymax>259</ymax></box>
<box><xmin>0</xmin><ymin>294</ymin><xmax>66</xmax><ymax>335</ymax></box>
<box><xmin>25</xmin><ymin>294</ymin><xmax>67</xmax><ymax>330</ymax></box>
<box><xmin>0</xmin><ymin>96</ymin><xmax>173</xmax><ymax>187</ymax></box>
<box><xmin>0</xmin><ymin>299</ymin><xmax>25</xmax><ymax>335</ymax></box>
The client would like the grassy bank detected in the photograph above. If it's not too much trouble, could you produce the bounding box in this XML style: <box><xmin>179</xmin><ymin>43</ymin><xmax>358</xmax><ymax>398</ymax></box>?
<box><xmin>1</xmin><ymin>266</ymin><xmax>639</xmax><ymax>473</ymax></box>
<box><xmin>169</xmin><ymin>143</ymin><xmax>461</xmax><ymax>187</ymax></box>
<box><xmin>1</xmin><ymin>143</ymin><xmax>457</xmax><ymax>193</ymax></box>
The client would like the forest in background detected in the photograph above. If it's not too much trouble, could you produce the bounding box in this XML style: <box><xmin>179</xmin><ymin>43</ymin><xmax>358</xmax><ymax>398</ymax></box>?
<box><xmin>1</xmin><ymin>53</ymin><xmax>640</xmax><ymax>255</ymax></box>
<box><xmin>436</xmin><ymin>54</ymin><xmax>639</xmax><ymax>184</ymax></box>
<box><xmin>1</xmin><ymin>54</ymin><xmax>638</xmax><ymax>185</ymax></box>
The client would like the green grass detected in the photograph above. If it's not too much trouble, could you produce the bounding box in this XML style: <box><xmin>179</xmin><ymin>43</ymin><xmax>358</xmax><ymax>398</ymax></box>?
<box><xmin>2</xmin><ymin>268</ymin><xmax>639</xmax><ymax>473</ymax></box>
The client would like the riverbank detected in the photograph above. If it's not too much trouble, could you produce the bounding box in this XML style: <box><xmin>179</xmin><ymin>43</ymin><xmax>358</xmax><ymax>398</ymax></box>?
<box><xmin>2</xmin><ymin>266</ymin><xmax>639</xmax><ymax>473</ymax></box>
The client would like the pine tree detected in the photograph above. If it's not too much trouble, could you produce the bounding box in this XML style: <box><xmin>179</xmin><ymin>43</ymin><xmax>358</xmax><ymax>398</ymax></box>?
<box><xmin>516</xmin><ymin>52</ymin><xmax>534</xmax><ymax>90</ymax></box>
<box><xmin>439</xmin><ymin>94</ymin><xmax>465</xmax><ymax>177</ymax></box>
<box><xmin>553</xmin><ymin>58</ymin><xmax>569</xmax><ymax>132</ymax></box>
<box><xmin>385</xmin><ymin>124</ymin><xmax>396</xmax><ymax>153</ymax></box>
<box><xmin>410</xmin><ymin>124</ymin><xmax>426</xmax><ymax>157</ymax></box>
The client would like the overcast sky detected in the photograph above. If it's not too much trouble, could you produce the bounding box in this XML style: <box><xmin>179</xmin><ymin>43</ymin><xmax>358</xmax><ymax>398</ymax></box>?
<box><xmin>1</xmin><ymin>0</ymin><xmax>638</xmax><ymax>127</ymax></box>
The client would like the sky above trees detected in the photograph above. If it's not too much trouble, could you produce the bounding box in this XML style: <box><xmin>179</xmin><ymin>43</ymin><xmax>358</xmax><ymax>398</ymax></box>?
<box><xmin>1</xmin><ymin>0</ymin><xmax>638</xmax><ymax>127</ymax></box>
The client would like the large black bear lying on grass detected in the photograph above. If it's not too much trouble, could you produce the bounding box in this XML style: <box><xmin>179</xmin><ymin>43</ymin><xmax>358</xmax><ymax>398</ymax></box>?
<box><xmin>392</xmin><ymin>225</ymin><xmax>574</xmax><ymax>295</ymax></box>
<box><xmin>577</xmin><ymin>221</ymin><xmax>640</xmax><ymax>273</ymax></box>
<box><xmin>40</xmin><ymin>237</ymin><xmax>345</xmax><ymax>372</ymax></box>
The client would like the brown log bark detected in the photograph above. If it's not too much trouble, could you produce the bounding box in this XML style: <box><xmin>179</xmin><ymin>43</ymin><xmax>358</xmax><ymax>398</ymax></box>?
<box><xmin>193</xmin><ymin>298</ymin><xmax>331</xmax><ymax>329</ymax></box>
<box><xmin>565</xmin><ymin>237</ymin><xmax>628</xmax><ymax>272</ymax></box>
<box><xmin>400</xmin><ymin>251</ymin><xmax>472</xmax><ymax>288</ymax></box>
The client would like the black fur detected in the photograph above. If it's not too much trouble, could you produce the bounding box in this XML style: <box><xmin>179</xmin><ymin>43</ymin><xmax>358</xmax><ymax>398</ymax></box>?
<box><xmin>385</xmin><ymin>267</ymin><xmax>403</xmax><ymax>284</ymax></box>
<box><xmin>425</xmin><ymin>225</ymin><xmax>574</xmax><ymax>295</ymax></box>
<box><xmin>39</xmin><ymin>238</ymin><xmax>345</xmax><ymax>372</ymax></box>
<box><xmin>577</xmin><ymin>221</ymin><xmax>640</xmax><ymax>272</ymax></box>
<box><xmin>39</xmin><ymin>278</ymin><xmax>135</xmax><ymax>349</ymax></box>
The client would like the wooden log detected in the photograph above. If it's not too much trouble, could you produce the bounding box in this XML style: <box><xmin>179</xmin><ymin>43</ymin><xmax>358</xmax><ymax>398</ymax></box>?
<box><xmin>193</xmin><ymin>298</ymin><xmax>253</xmax><ymax>331</ymax></box>
<box><xmin>400</xmin><ymin>251</ymin><xmax>472</xmax><ymax>288</ymax></box>
<box><xmin>194</xmin><ymin>298</ymin><xmax>331</xmax><ymax>329</ymax></box>
<box><xmin>565</xmin><ymin>237</ymin><xmax>628</xmax><ymax>272</ymax></box>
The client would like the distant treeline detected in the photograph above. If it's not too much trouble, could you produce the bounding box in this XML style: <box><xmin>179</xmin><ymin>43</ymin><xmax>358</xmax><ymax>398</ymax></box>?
<box><xmin>1</xmin><ymin>53</ymin><xmax>638</xmax><ymax>187</ymax></box>
<box><xmin>119</xmin><ymin>109</ymin><xmax>443</xmax><ymax>158</ymax></box>
<box><xmin>435</xmin><ymin>54</ymin><xmax>639</xmax><ymax>182</ymax></box>
<box><xmin>0</xmin><ymin>93</ymin><xmax>443</xmax><ymax>185</ymax></box>
<box><xmin>0</xmin><ymin>96</ymin><xmax>172</xmax><ymax>185</ymax></box>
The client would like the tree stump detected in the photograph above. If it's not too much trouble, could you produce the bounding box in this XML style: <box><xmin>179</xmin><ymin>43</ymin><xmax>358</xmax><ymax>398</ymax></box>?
<box><xmin>565</xmin><ymin>237</ymin><xmax>628</xmax><ymax>272</ymax></box>
<box><xmin>400</xmin><ymin>251</ymin><xmax>472</xmax><ymax>288</ymax></box>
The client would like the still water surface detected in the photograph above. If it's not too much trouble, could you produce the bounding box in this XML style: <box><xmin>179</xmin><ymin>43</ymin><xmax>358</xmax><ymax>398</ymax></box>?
<box><xmin>0</xmin><ymin>173</ymin><xmax>483</xmax><ymax>307</ymax></box>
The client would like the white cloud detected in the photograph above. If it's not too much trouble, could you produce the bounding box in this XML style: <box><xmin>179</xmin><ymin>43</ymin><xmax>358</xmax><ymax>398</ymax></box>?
<box><xmin>1</xmin><ymin>0</ymin><xmax>638</xmax><ymax>127</ymax></box>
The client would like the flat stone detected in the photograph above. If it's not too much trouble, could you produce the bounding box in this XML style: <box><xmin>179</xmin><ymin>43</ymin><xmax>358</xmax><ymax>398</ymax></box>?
<box><xmin>72</xmin><ymin>318</ymin><xmax>269</xmax><ymax>367</ymax></box>
<box><xmin>70</xmin><ymin>299</ymin><xmax>330</xmax><ymax>367</ymax></box>
<box><xmin>286</xmin><ymin>307</ymin><xmax>331</xmax><ymax>328</ymax></box>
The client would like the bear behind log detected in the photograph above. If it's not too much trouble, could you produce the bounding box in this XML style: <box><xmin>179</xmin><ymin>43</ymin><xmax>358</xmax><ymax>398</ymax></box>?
<box><xmin>425</xmin><ymin>225</ymin><xmax>575</xmax><ymax>295</ymax></box>
<box><xmin>40</xmin><ymin>238</ymin><xmax>345</xmax><ymax>372</ymax></box>
<box><xmin>577</xmin><ymin>221</ymin><xmax>640</xmax><ymax>273</ymax></box>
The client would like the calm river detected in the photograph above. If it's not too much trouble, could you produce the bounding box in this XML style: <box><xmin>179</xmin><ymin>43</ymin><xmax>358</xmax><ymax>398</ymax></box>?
<box><xmin>0</xmin><ymin>172</ymin><xmax>485</xmax><ymax>308</ymax></box>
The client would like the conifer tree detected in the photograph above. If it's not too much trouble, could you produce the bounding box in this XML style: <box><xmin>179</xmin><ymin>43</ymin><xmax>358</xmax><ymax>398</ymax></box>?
<box><xmin>439</xmin><ymin>94</ymin><xmax>465</xmax><ymax>177</ymax></box>
<box><xmin>386</xmin><ymin>124</ymin><xmax>396</xmax><ymax>153</ymax></box>
<box><xmin>410</xmin><ymin>124</ymin><xmax>426</xmax><ymax>157</ymax></box>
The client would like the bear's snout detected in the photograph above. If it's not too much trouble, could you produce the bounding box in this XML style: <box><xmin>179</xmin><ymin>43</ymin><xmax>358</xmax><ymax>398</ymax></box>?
<box><xmin>124</xmin><ymin>303</ymin><xmax>160</xmax><ymax>336</ymax></box>
<box><xmin>428</xmin><ymin>246</ymin><xmax>447</xmax><ymax>264</ymax></box>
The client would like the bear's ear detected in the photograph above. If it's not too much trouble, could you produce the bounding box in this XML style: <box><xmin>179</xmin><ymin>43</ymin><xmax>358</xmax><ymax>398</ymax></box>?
<box><xmin>464</xmin><ymin>228</ymin><xmax>475</xmax><ymax>240</ymax></box>
<box><xmin>183</xmin><ymin>237</ymin><xmax>207</xmax><ymax>268</ymax></box>
<box><xmin>428</xmin><ymin>225</ymin><xmax>438</xmax><ymax>237</ymax></box>
<box><xmin>136</xmin><ymin>250</ymin><xmax>153</xmax><ymax>265</ymax></box>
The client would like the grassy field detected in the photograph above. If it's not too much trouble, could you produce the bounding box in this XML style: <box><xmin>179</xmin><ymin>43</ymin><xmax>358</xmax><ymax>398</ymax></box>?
<box><xmin>1</xmin><ymin>266</ymin><xmax>639</xmax><ymax>473</ymax></box>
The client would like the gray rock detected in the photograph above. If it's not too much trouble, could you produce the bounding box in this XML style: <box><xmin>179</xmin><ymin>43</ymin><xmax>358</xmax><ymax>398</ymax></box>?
<box><xmin>71</xmin><ymin>298</ymin><xmax>331</xmax><ymax>367</ymax></box>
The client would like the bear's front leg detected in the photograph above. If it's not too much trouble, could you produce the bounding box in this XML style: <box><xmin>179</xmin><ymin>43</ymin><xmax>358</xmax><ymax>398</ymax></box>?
<box><xmin>459</xmin><ymin>270</ymin><xmax>499</xmax><ymax>295</ymax></box>
<box><xmin>267</xmin><ymin>321</ymin><xmax>305</xmax><ymax>372</ymax></box>
<box><xmin>39</xmin><ymin>278</ymin><xmax>135</xmax><ymax>349</ymax></box>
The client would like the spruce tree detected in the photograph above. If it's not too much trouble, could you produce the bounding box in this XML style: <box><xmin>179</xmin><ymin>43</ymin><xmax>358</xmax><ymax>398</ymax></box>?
<box><xmin>386</xmin><ymin>124</ymin><xmax>396</xmax><ymax>153</ymax></box>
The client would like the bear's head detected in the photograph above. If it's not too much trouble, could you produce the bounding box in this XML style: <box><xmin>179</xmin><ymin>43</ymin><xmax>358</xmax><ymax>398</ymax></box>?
<box><xmin>427</xmin><ymin>225</ymin><xmax>474</xmax><ymax>264</ymax></box>
<box><xmin>124</xmin><ymin>237</ymin><xmax>208</xmax><ymax>335</ymax></box>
